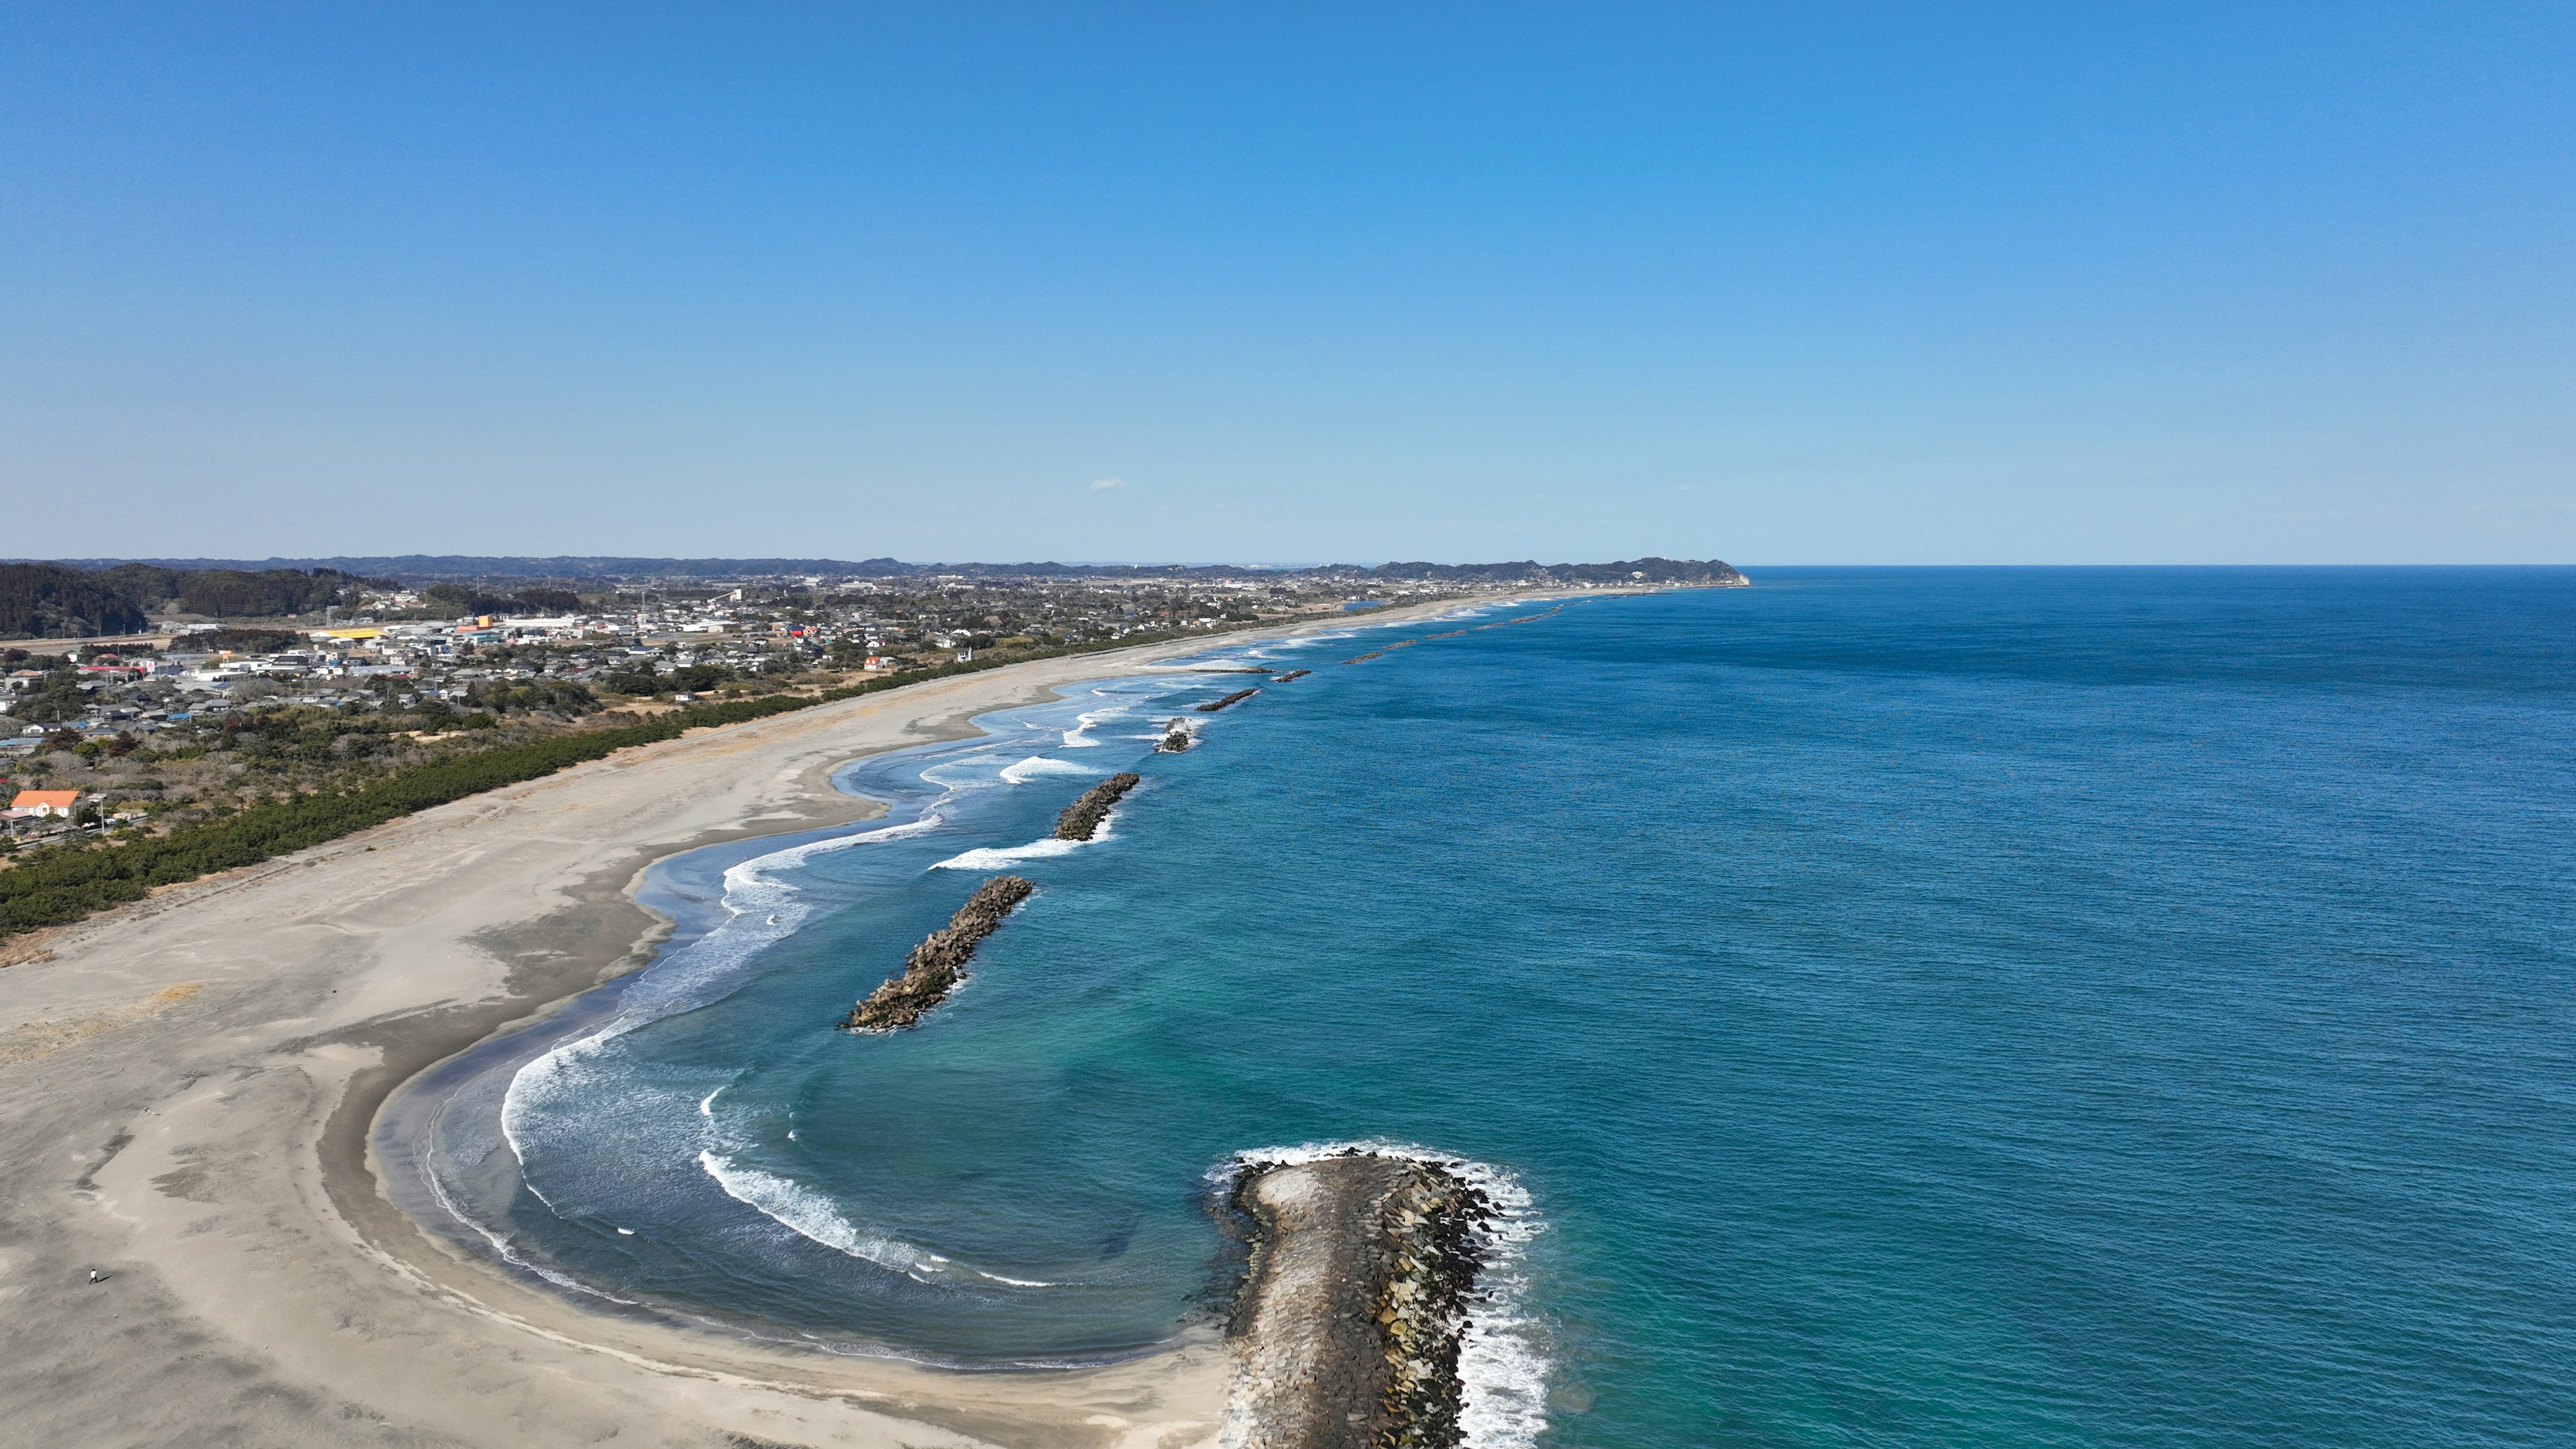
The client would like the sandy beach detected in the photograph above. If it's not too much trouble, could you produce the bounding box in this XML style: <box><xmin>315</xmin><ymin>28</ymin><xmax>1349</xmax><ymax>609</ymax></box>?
<box><xmin>0</xmin><ymin>599</ymin><xmax>1519</xmax><ymax>1449</ymax></box>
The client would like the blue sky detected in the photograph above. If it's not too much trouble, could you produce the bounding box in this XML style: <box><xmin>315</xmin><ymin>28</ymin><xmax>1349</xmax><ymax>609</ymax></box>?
<box><xmin>4</xmin><ymin>3</ymin><xmax>2570</xmax><ymax>564</ymax></box>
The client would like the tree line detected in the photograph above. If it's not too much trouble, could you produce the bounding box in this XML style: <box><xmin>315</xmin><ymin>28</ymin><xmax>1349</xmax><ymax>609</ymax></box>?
<box><xmin>0</xmin><ymin>562</ymin><xmax>384</xmax><ymax>639</ymax></box>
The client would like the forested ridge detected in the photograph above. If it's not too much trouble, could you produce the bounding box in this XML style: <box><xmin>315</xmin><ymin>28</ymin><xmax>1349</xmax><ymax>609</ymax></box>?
<box><xmin>0</xmin><ymin>562</ymin><xmax>380</xmax><ymax>638</ymax></box>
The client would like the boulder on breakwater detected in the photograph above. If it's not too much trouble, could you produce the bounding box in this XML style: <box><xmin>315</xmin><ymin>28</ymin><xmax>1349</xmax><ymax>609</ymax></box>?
<box><xmin>1272</xmin><ymin>669</ymin><xmax>1310</xmax><ymax>682</ymax></box>
<box><xmin>839</xmin><ymin>875</ymin><xmax>1034</xmax><ymax>1032</ymax></box>
<box><xmin>1220</xmin><ymin>1153</ymin><xmax>1494</xmax><ymax>1449</ymax></box>
<box><xmin>1157</xmin><ymin>720</ymin><xmax>1193</xmax><ymax>753</ymax></box>
<box><xmin>1053</xmin><ymin>771</ymin><xmax>1140</xmax><ymax>841</ymax></box>
<box><xmin>1198</xmin><ymin>688</ymin><xmax>1260</xmax><ymax>713</ymax></box>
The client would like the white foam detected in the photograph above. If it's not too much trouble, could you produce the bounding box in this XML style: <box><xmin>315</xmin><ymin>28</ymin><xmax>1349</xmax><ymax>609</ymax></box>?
<box><xmin>932</xmin><ymin>837</ymin><xmax>1088</xmax><ymax>870</ymax></box>
<box><xmin>1000</xmin><ymin>755</ymin><xmax>1101</xmax><ymax>784</ymax></box>
<box><xmin>502</xmin><ymin>799</ymin><xmax>965</xmax><ymax>1193</ymax></box>
<box><xmin>1217</xmin><ymin>1140</ymin><xmax>1550</xmax><ymax>1449</ymax></box>
<box><xmin>919</xmin><ymin>753</ymin><xmax>1010</xmax><ymax>789</ymax></box>
<box><xmin>698</xmin><ymin>1150</ymin><xmax>1067</xmax><ymax>1289</ymax></box>
<box><xmin>698</xmin><ymin>1150</ymin><xmax>954</xmax><ymax>1282</ymax></box>
<box><xmin>1062</xmin><ymin>703</ymin><xmax>1131</xmax><ymax>748</ymax></box>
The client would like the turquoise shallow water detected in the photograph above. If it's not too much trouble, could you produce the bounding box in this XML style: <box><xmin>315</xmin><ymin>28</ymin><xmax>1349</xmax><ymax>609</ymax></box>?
<box><xmin>390</xmin><ymin>568</ymin><xmax>2576</xmax><ymax>1448</ymax></box>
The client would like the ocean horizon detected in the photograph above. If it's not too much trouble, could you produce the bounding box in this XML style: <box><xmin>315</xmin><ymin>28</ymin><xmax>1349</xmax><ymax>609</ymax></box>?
<box><xmin>384</xmin><ymin>566</ymin><xmax>2576</xmax><ymax>1448</ymax></box>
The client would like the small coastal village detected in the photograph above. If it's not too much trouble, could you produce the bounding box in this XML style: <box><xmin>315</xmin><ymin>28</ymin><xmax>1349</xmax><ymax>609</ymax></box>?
<box><xmin>0</xmin><ymin>556</ymin><xmax>1743</xmax><ymax>849</ymax></box>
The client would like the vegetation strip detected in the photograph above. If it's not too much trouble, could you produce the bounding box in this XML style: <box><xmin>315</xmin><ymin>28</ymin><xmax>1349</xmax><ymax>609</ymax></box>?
<box><xmin>1052</xmin><ymin>773</ymin><xmax>1140</xmax><ymax>842</ymax></box>
<box><xmin>1197</xmin><ymin>688</ymin><xmax>1260</xmax><ymax>712</ymax></box>
<box><xmin>0</xmin><ymin>625</ymin><xmax>1236</xmax><ymax>941</ymax></box>
<box><xmin>839</xmin><ymin>875</ymin><xmax>1034</xmax><ymax>1032</ymax></box>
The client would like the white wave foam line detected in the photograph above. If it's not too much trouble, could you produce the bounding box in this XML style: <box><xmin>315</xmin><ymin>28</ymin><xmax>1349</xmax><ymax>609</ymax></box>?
<box><xmin>698</xmin><ymin>1150</ymin><xmax>1066</xmax><ymax>1289</ymax></box>
<box><xmin>1000</xmin><ymin>755</ymin><xmax>1102</xmax><ymax>784</ymax></box>
<box><xmin>1062</xmin><ymin>704</ymin><xmax>1131</xmax><ymax>748</ymax></box>
<box><xmin>500</xmin><ymin>802</ymin><xmax>961</xmax><ymax>1183</ymax></box>
<box><xmin>932</xmin><ymin>835</ymin><xmax>1089</xmax><ymax>870</ymax></box>
<box><xmin>1216</xmin><ymin>1140</ymin><xmax>1550</xmax><ymax>1449</ymax></box>
<box><xmin>918</xmin><ymin>753</ymin><xmax>1011</xmax><ymax>789</ymax></box>
<box><xmin>699</xmin><ymin>1150</ymin><xmax>956</xmax><ymax>1283</ymax></box>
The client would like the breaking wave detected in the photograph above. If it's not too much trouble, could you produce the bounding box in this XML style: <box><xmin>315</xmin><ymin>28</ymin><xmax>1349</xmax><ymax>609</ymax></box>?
<box><xmin>698</xmin><ymin>1150</ymin><xmax>1063</xmax><ymax>1289</ymax></box>
<box><xmin>931</xmin><ymin>837</ymin><xmax>1091</xmax><ymax>870</ymax></box>
<box><xmin>1000</xmin><ymin>755</ymin><xmax>1102</xmax><ymax>784</ymax></box>
<box><xmin>698</xmin><ymin>1150</ymin><xmax>957</xmax><ymax>1281</ymax></box>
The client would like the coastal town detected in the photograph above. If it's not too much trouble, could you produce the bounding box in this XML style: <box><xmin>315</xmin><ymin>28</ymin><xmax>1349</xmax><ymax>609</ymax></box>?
<box><xmin>0</xmin><ymin>557</ymin><xmax>1744</xmax><ymax>845</ymax></box>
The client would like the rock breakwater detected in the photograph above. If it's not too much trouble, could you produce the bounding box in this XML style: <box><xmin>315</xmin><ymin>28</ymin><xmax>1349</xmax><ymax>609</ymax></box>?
<box><xmin>1272</xmin><ymin>669</ymin><xmax>1311</xmax><ymax>682</ymax></box>
<box><xmin>839</xmin><ymin>875</ymin><xmax>1034</xmax><ymax>1032</ymax></box>
<box><xmin>1157</xmin><ymin>720</ymin><xmax>1193</xmax><ymax>752</ymax></box>
<box><xmin>1220</xmin><ymin>1152</ymin><xmax>1496</xmax><ymax>1449</ymax></box>
<box><xmin>1198</xmin><ymin>688</ymin><xmax>1260</xmax><ymax>712</ymax></box>
<box><xmin>1053</xmin><ymin>771</ymin><xmax>1140</xmax><ymax>841</ymax></box>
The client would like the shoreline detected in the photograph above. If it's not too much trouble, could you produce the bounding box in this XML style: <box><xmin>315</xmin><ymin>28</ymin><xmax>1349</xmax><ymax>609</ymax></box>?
<box><xmin>0</xmin><ymin>589</ymin><xmax>1602</xmax><ymax>1447</ymax></box>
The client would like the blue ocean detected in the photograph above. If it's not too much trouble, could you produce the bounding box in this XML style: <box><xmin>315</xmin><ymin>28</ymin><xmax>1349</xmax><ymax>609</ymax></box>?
<box><xmin>386</xmin><ymin>569</ymin><xmax>2576</xmax><ymax>1448</ymax></box>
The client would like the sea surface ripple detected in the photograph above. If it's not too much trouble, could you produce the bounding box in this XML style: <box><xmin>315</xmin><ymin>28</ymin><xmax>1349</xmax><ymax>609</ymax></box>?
<box><xmin>397</xmin><ymin>568</ymin><xmax>2576</xmax><ymax>1448</ymax></box>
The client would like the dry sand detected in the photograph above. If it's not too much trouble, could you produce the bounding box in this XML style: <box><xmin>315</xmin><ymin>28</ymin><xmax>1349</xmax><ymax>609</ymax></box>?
<box><xmin>0</xmin><ymin>600</ymin><xmax>1518</xmax><ymax>1449</ymax></box>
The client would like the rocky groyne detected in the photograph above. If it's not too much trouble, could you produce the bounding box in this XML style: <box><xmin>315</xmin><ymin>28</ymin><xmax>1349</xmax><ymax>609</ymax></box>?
<box><xmin>1272</xmin><ymin>669</ymin><xmax>1311</xmax><ymax>682</ymax></box>
<box><xmin>1053</xmin><ymin>772</ymin><xmax>1140</xmax><ymax>841</ymax></box>
<box><xmin>1198</xmin><ymin>688</ymin><xmax>1260</xmax><ymax>713</ymax></box>
<box><xmin>839</xmin><ymin>875</ymin><xmax>1034</xmax><ymax>1031</ymax></box>
<box><xmin>1157</xmin><ymin>720</ymin><xmax>1193</xmax><ymax>752</ymax></box>
<box><xmin>1220</xmin><ymin>1152</ymin><xmax>1495</xmax><ymax>1449</ymax></box>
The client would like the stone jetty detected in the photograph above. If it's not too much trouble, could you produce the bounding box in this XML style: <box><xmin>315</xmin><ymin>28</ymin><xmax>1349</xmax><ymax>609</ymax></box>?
<box><xmin>1157</xmin><ymin>720</ymin><xmax>1193</xmax><ymax>753</ymax></box>
<box><xmin>1053</xmin><ymin>771</ymin><xmax>1140</xmax><ymax>841</ymax></box>
<box><xmin>1272</xmin><ymin>669</ymin><xmax>1311</xmax><ymax>682</ymax></box>
<box><xmin>839</xmin><ymin>875</ymin><xmax>1034</xmax><ymax>1032</ymax></box>
<box><xmin>1198</xmin><ymin>688</ymin><xmax>1260</xmax><ymax>712</ymax></box>
<box><xmin>1220</xmin><ymin>1153</ymin><xmax>1495</xmax><ymax>1449</ymax></box>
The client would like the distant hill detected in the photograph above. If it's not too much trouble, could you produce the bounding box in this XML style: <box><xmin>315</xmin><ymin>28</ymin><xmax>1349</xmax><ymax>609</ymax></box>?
<box><xmin>28</xmin><ymin>554</ymin><xmax>1746</xmax><ymax>586</ymax></box>
<box><xmin>3</xmin><ymin>555</ymin><xmax>1743</xmax><ymax>636</ymax></box>
<box><xmin>0</xmin><ymin>562</ymin><xmax>380</xmax><ymax>639</ymax></box>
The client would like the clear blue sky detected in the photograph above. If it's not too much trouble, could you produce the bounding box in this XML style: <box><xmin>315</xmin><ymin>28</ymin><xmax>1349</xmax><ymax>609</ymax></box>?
<box><xmin>4</xmin><ymin>3</ymin><xmax>2570</xmax><ymax>564</ymax></box>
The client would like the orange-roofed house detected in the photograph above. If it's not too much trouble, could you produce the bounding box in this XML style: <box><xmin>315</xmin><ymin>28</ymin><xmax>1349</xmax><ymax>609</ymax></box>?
<box><xmin>9</xmin><ymin>790</ymin><xmax>80</xmax><ymax>818</ymax></box>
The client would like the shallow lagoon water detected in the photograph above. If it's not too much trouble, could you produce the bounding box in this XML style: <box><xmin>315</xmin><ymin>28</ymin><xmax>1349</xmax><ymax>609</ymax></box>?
<box><xmin>390</xmin><ymin>570</ymin><xmax>2576</xmax><ymax>1447</ymax></box>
